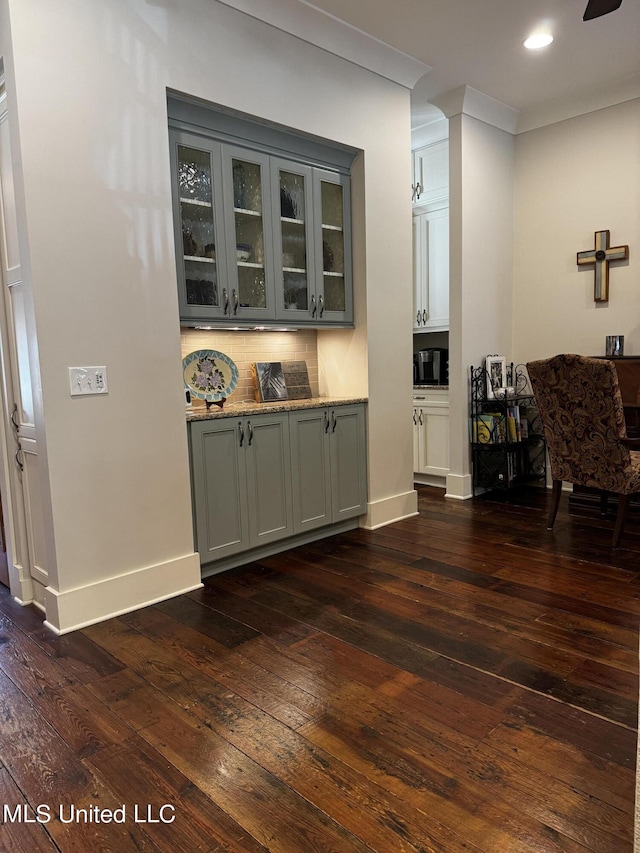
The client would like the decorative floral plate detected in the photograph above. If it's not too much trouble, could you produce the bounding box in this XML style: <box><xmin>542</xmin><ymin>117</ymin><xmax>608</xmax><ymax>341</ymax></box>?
<box><xmin>183</xmin><ymin>349</ymin><xmax>238</xmax><ymax>403</ymax></box>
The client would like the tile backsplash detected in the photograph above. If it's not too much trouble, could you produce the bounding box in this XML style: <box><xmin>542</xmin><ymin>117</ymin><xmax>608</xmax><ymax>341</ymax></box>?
<box><xmin>181</xmin><ymin>329</ymin><xmax>319</xmax><ymax>404</ymax></box>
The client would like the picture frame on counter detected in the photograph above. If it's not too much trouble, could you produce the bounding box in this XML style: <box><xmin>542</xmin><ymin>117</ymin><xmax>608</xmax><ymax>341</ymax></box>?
<box><xmin>485</xmin><ymin>355</ymin><xmax>506</xmax><ymax>400</ymax></box>
<box><xmin>252</xmin><ymin>362</ymin><xmax>288</xmax><ymax>402</ymax></box>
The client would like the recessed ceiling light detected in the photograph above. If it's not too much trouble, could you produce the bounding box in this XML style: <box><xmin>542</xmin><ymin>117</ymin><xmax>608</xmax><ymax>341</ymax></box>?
<box><xmin>524</xmin><ymin>32</ymin><xmax>554</xmax><ymax>49</ymax></box>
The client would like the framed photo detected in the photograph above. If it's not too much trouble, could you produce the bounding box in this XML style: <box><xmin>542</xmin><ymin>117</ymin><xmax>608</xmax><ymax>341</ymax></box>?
<box><xmin>251</xmin><ymin>362</ymin><xmax>288</xmax><ymax>402</ymax></box>
<box><xmin>485</xmin><ymin>355</ymin><xmax>506</xmax><ymax>400</ymax></box>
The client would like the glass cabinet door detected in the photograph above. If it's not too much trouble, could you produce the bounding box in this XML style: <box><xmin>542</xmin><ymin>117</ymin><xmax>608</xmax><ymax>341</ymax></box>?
<box><xmin>314</xmin><ymin>169</ymin><xmax>353</xmax><ymax>324</ymax></box>
<box><xmin>170</xmin><ymin>132</ymin><xmax>228</xmax><ymax>322</ymax></box>
<box><xmin>222</xmin><ymin>146</ymin><xmax>275</xmax><ymax>320</ymax></box>
<box><xmin>271</xmin><ymin>160</ymin><xmax>314</xmax><ymax>321</ymax></box>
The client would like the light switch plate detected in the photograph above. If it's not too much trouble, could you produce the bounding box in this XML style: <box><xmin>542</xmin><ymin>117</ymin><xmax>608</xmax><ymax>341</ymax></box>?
<box><xmin>69</xmin><ymin>366</ymin><xmax>108</xmax><ymax>396</ymax></box>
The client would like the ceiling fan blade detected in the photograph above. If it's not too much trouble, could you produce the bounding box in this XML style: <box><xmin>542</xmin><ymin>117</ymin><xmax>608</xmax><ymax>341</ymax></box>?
<box><xmin>583</xmin><ymin>0</ymin><xmax>623</xmax><ymax>20</ymax></box>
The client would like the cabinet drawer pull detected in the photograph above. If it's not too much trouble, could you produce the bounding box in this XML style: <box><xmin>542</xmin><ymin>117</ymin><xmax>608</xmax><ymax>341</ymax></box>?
<box><xmin>413</xmin><ymin>409</ymin><xmax>417</xmax><ymax>425</ymax></box>
<box><xmin>247</xmin><ymin>421</ymin><xmax>253</xmax><ymax>445</ymax></box>
<box><xmin>318</xmin><ymin>295</ymin><xmax>324</xmax><ymax>318</ymax></box>
<box><xmin>324</xmin><ymin>411</ymin><xmax>330</xmax><ymax>433</ymax></box>
<box><xmin>416</xmin><ymin>310</ymin><xmax>421</xmax><ymax>326</ymax></box>
<box><xmin>331</xmin><ymin>411</ymin><xmax>337</xmax><ymax>432</ymax></box>
<box><xmin>238</xmin><ymin>421</ymin><xmax>244</xmax><ymax>446</ymax></box>
<box><xmin>15</xmin><ymin>447</ymin><xmax>23</xmax><ymax>472</ymax></box>
<box><xmin>232</xmin><ymin>289</ymin><xmax>239</xmax><ymax>315</ymax></box>
<box><xmin>310</xmin><ymin>295</ymin><xmax>317</xmax><ymax>318</ymax></box>
<box><xmin>418</xmin><ymin>410</ymin><xmax>423</xmax><ymax>426</ymax></box>
<box><xmin>223</xmin><ymin>288</ymin><xmax>229</xmax><ymax>315</ymax></box>
<box><xmin>422</xmin><ymin>309</ymin><xmax>426</xmax><ymax>325</ymax></box>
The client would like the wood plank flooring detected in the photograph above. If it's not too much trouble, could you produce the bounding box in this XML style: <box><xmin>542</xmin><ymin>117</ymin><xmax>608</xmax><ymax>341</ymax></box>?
<box><xmin>0</xmin><ymin>486</ymin><xmax>638</xmax><ymax>852</ymax></box>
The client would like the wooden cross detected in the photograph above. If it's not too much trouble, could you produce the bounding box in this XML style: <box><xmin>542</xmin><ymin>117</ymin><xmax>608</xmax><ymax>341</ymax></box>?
<box><xmin>577</xmin><ymin>230</ymin><xmax>629</xmax><ymax>303</ymax></box>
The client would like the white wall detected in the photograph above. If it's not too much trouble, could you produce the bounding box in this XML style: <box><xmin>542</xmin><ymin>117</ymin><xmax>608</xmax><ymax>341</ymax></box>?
<box><xmin>447</xmin><ymin>112</ymin><xmax>515</xmax><ymax>499</ymax></box>
<box><xmin>3</xmin><ymin>0</ymin><xmax>415</xmax><ymax>629</ymax></box>
<box><xmin>514</xmin><ymin>99</ymin><xmax>640</xmax><ymax>363</ymax></box>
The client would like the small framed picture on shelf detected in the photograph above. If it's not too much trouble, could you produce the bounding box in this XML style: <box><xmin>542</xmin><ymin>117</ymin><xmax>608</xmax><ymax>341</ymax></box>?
<box><xmin>485</xmin><ymin>355</ymin><xmax>506</xmax><ymax>400</ymax></box>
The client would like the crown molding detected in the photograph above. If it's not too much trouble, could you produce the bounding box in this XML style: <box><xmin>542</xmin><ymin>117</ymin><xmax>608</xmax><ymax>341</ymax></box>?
<box><xmin>411</xmin><ymin>117</ymin><xmax>448</xmax><ymax>149</ymax></box>
<box><xmin>214</xmin><ymin>0</ymin><xmax>431</xmax><ymax>89</ymax></box>
<box><xmin>431</xmin><ymin>85</ymin><xmax>519</xmax><ymax>135</ymax></box>
<box><xmin>516</xmin><ymin>73</ymin><xmax>640</xmax><ymax>134</ymax></box>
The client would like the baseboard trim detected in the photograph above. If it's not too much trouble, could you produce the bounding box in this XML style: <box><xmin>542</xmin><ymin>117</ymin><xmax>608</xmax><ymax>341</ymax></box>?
<box><xmin>43</xmin><ymin>552</ymin><xmax>203</xmax><ymax>635</ymax></box>
<box><xmin>200</xmin><ymin>519</ymin><xmax>360</xmax><ymax>577</ymax></box>
<box><xmin>445</xmin><ymin>472</ymin><xmax>473</xmax><ymax>501</ymax></box>
<box><xmin>361</xmin><ymin>489</ymin><xmax>419</xmax><ymax>530</ymax></box>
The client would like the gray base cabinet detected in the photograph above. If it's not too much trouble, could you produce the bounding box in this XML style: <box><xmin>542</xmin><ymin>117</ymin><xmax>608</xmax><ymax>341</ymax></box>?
<box><xmin>190</xmin><ymin>413</ymin><xmax>293</xmax><ymax>564</ymax></box>
<box><xmin>289</xmin><ymin>405</ymin><xmax>367</xmax><ymax>533</ymax></box>
<box><xmin>189</xmin><ymin>403</ymin><xmax>367</xmax><ymax>569</ymax></box>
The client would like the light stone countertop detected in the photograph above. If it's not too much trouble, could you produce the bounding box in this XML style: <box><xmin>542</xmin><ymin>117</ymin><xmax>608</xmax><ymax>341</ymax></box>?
<box><xmin>413</xmin><ymin>385</ymin><xmax>449</xmax><ymax>392</ymax></box>
<box><xmin>186</xmin><ymin>396</ymin><xmax>367</xmax><ymax>421</ymax></box>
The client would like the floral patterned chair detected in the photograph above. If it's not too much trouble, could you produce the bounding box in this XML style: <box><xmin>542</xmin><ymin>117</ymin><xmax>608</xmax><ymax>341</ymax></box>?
<box><xmin>526</xmin><ymin>353</ymin><xmax>640</xmax><ymax>548</ymax></box>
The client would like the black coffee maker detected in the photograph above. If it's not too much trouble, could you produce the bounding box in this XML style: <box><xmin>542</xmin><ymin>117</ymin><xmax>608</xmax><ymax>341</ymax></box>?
<box><xmin>414</xmin><ymin>348</ymin><xmax>448</xmax><ymax>385</ymax></box>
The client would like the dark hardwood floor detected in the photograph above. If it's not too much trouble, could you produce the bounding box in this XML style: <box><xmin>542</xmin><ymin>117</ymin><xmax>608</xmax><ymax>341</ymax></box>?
<box><xmin>0</xmin><ymin>486</ymin><xmax>638</xmax><ymax>852</ymax></box>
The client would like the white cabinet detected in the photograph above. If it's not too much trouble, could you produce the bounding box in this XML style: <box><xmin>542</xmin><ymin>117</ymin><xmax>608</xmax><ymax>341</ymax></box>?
<box><xmin>412</xmin><ymin>139</ymin><xmax>448</xmax><ymax>206</ymax></box>
<box><xmin>413</xmin><ymin>393</ymin><xmax>449</xmax><ymax>485</ymax></box>
<box><xmin>413</xmin><ymin>202</ymin><xmax>449</xmax><ymax>332</ymax></box>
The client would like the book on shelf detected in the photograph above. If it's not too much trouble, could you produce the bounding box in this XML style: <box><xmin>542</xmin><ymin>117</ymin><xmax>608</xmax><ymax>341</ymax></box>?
<box><xmin>471</xmin><ymin>415</ymin><xmax>494</xmax><ymax>444</ymax></box>
<box><xmin>484</xmin><ymin>411</ymin><xmax>507</xmax><ymax>443</ymax></box>
<box><xmin>506</xmin><ymin>405</ymin><xmax>522</xmax><ymax>442</ymax></box>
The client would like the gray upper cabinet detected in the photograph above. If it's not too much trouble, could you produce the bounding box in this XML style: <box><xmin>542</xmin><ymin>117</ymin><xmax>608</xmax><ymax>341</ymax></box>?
<box><xmin>272</xmin><ymin>162</ymin><xmax>353</xmax><ymax>326</ymax></box>
<box><xmin>168</xmin><ymin>98</ymin><xmax>355</xmax><ymax>328</ymax></box>
<box><xmin>272</xmin><ymin>159</ymin><xmax>315</xmax><ymax>323</ymax></box>
<box><xmin>170</xmin><ymin>131</ymin><xmax>229</xmax><ymax>324</ymax></box>
<box><xmin>313</xmin><ymin>169</ymin><xmax>353</xmax><ymax>326</ymax></box>
<box><xmin>221</xmin><ymin>145</ymin><xmax>277</xmax><ymax>322</ymax></box>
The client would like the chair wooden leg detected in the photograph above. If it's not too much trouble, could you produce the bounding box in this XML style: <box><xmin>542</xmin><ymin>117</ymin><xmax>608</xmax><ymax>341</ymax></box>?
<box><xmin>612</xmin><ymin>494</ymin><xmax>630</xmax><ymax>549</ymax></box>
<box><xmin>547</xmin><ymin>480</ymin><xmax>562</xmax><ymax>530</ymax></box>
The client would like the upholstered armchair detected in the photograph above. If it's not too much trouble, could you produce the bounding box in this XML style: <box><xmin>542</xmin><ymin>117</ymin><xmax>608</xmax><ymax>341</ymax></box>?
<box><xmin>526</xmin><ymin>353</ymin><xmax>640</xmax><ymax>548</ymax></box>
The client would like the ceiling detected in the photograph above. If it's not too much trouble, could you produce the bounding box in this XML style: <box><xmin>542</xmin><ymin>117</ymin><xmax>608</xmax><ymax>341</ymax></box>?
<box><xmin>304</xmin><ymin>0</ymin><xmax>640</xmax><ymax>131</ymax></box>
